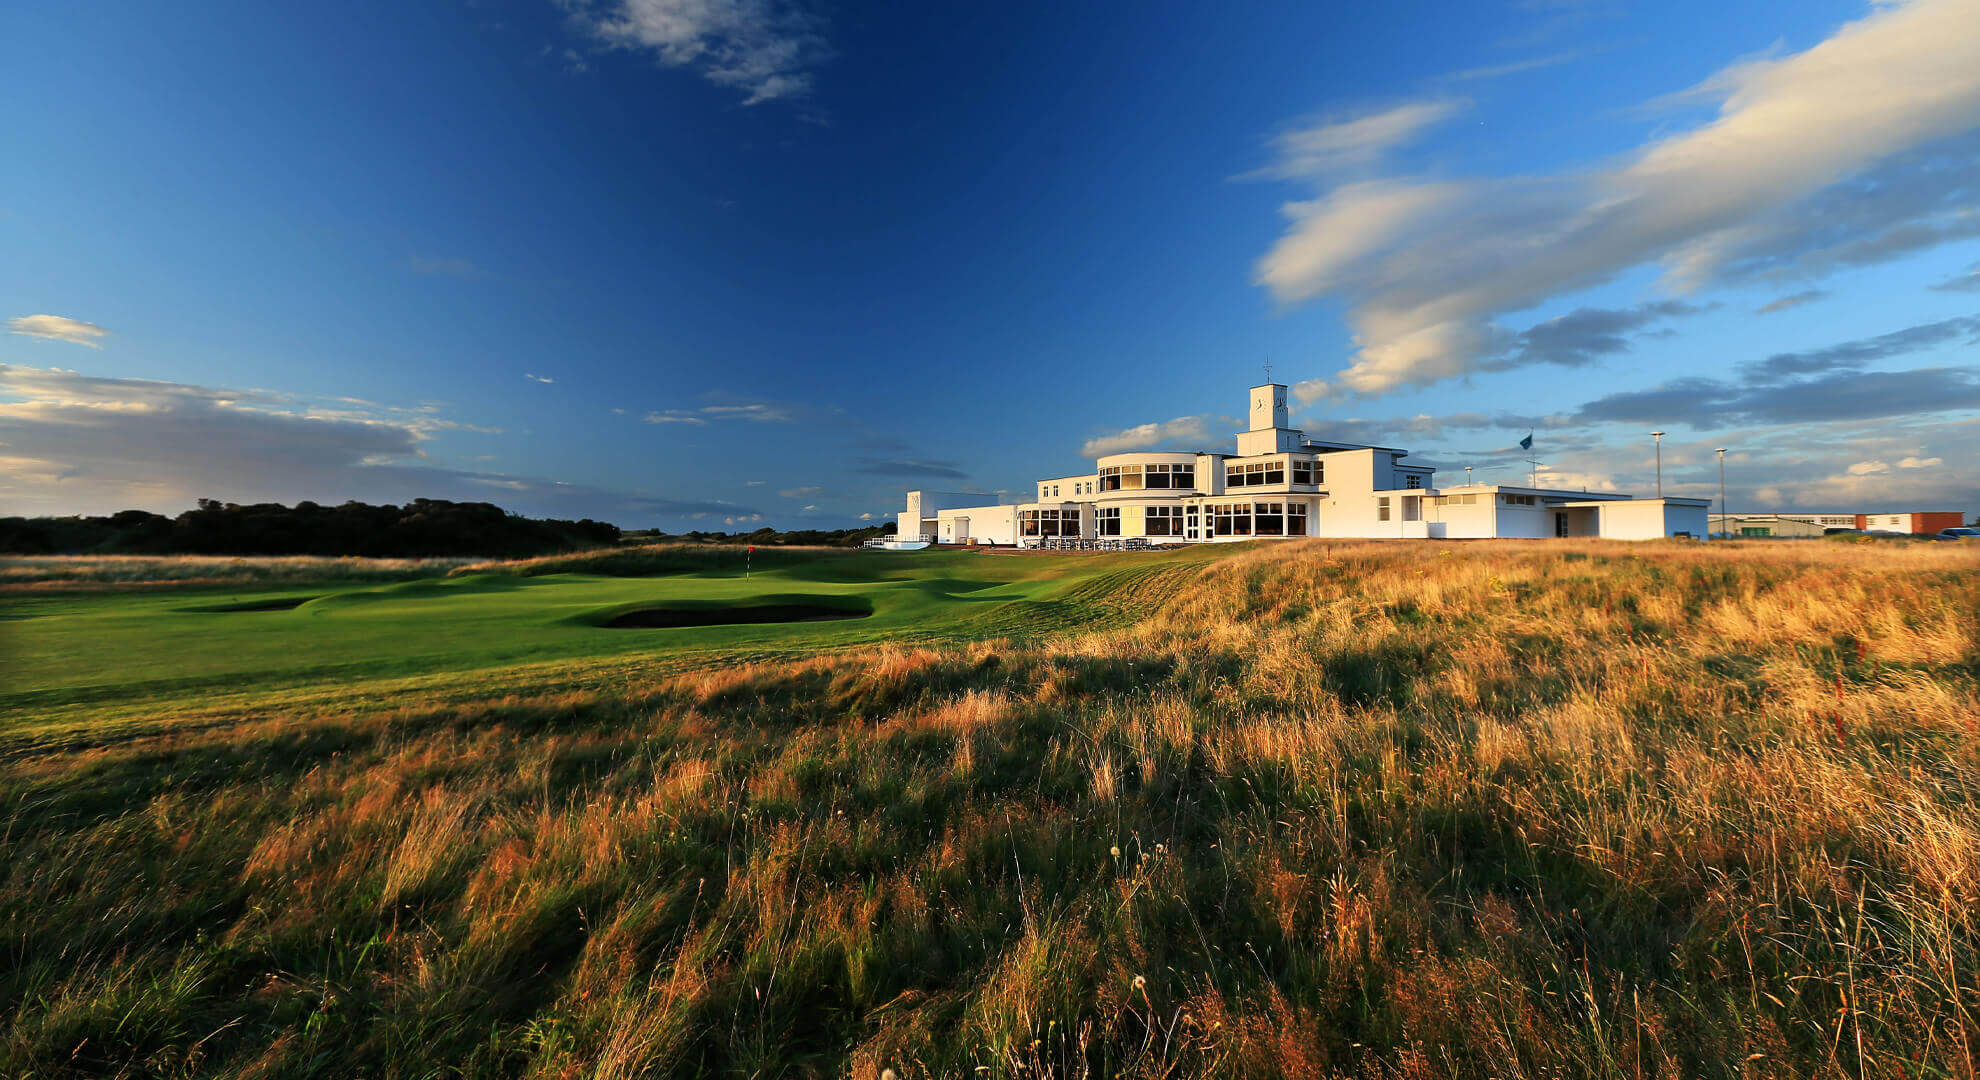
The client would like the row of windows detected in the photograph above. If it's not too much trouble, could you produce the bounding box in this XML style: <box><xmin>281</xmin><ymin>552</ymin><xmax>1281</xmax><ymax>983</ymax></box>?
<box><xmin>1226</xmin><ymin>458</ymin><xmax>1327</xmax><ymax>487</ymax></box>
<box><xmin>1099</xmin><ymin>463</ymin><xmax>1196</xmax><ymax>491</ymax></box>
<box><xmin>1431</xmin><ymin>492</ymin><xmax>1537</xmax><ymax>507</ymax></box>
<box><xmin>1019</xmin><ymin>509</ymin><xmax>1079</xmax><ymax>537</ymax></box>
<box><xmin>1040</xmin><ymin>481</ymin><xmax>1099</xmax><ymax>498</ymax></box>
<box><xmin>1226</xmin><ymin>461</ymin><xmax>1283</xmax><ymax>486</ymax></box>
<box><xmin>1095</xmin><ymin>505</ymin><xmax>1191</xmax><ymax>536</ymax></box>
<box><xmin>1208</xmin><ymin>501</ymin><xmax>1309</xmax><ymax>536</ymax></box>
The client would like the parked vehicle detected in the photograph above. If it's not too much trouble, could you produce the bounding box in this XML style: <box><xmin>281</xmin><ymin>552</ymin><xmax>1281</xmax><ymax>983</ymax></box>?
<box><xmin>1933</xmin><ymin>527</ymin><xmax>1980</xmax><ymax>540</ymax></box>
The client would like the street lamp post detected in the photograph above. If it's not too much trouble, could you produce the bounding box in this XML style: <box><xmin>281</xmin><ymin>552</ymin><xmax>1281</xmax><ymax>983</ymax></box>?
<box><xmin>1714</xmin><ymin>447</ymin><xmax>1728</xmax><ymax>538</ymax></box>
<box><xmin>1650</xmin><ymin>431</ymin><xmax>1666</xmax><ymax>498</ymax></box>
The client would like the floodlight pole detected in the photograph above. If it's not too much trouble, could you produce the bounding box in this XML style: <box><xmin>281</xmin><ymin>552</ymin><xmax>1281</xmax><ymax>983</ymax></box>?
<box><xmin>1464</xmin><ymin>465</ymin><xmax>1474</xmax><ymax>485</ymax></box>
<box><xmin>1650</xmin><ymin>431</ymin><xmax>1666</xmax><ymax>498</ymax></box>
<box><xmin>1714</xmin><ymin>448</ymin><xmax>1728</xmax><ymax>538</ymax></box>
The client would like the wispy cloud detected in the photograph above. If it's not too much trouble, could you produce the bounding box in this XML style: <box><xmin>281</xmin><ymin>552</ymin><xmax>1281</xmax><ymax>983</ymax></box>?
<box><xmin>853</xmin><ymin>457</ymin><xmax>968</xmax><ymax>480</ymax></box>
<box><xmin>1756</xmin><ymin>289</ymin><xmax>1828</xmax><ymax>314</ymax></box>
<box><xmin>564</xmin><ymin>0</ymin><xmax>831</xmax><ymax>105</ymax></box>
<box><xmin>643</xmin><ymin>398</ymin><xmax>795</xmax><ymax>425</ymax></box>
<box><xmin>524</xmin><ymin>373</ymin><xmax>556</xmax><ymax>384</ymax></box>
<box><xmin>1446</xmin><ymin>46</ymin><xmax>1598</xmax><ymax>82</ymax></box>
<box><xmin>1241</xmin><ymin>101</ymin><xmax>1464</xmax><ymax>182</ymax></box>
<box><xmin>9</xmin><ymin>314</ymin><xmax>110</xmax><ymax>348</ymax></box>
<box><xmin>1931</xmin><ymin>262</ymin><xmax>1980</xmax><ymax>292</ymax></box>
<box><xmin>1079</xmin><ymin>414</ymin><xmax>1236</xmax><ymax>457</ymax></box>
<box><xmin>1259</xmin><ymin>0</ymin><xmax>1980</xmax><ymax>398</ymax></box>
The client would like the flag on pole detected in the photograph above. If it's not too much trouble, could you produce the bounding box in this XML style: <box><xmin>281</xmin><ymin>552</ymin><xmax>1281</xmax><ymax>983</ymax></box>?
<box><xmin>1519</xmin><ymin>432</ymin><xmax>1534</xmax><ymax>451</ymax></box>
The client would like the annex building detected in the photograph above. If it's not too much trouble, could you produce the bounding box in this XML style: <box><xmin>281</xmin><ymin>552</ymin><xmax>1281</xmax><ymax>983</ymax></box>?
<box><xmin>900</xmin><ymin>381</ymin><xmax>1710</xmax><ymax>545</ymax></box>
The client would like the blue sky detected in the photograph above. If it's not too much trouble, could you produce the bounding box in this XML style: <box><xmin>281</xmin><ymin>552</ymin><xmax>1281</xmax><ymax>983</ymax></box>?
<box><xmin>5</xmin><ymin>0</ymin><xmax>1979</xmax><ymax>526</ymax></box>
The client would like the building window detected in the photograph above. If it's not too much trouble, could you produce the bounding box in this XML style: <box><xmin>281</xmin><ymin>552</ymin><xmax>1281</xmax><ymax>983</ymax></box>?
<box><xmin>1212</xmin><ymin>503</ymin><xmax>1252</xmax><ymax>536</ymax></box>
<box><xmin>1377</xmin><ymin>497</ymin><xmax>1391</xmax><ymax>522</ymax></box>
<box><xmin>1020</xmin><ymin>509</ymin><xmax>1078</xmax><ymax>537</ymax></box>
<box><xmin>1288</xmin><ymin>503</ymin><xmax>1308</xmax><ymax>536</ymax></box>
<box><xmin>1404</xmin><ymin>474</ymin><xmax>1422</xmax><ymax>489</ymax></box>
<box><xmin>1502</xmin><ymin>494</ymin><xmax>1536</xmax><ymax>506</ymax></box>
<box><xmin>1254</xmin><ymin>501</ymin><xmax>1285</xmax><ymax>536</ymax></box>
<box><xmin>1403</xmin><ymin>496</ymin><xmax>1421</xmax><ymax>522</ymax></box>
<box><xmin>1100</xmin><ymin>465</ymin><xmax>1144</xmax><ymax>491</ymax></box>
<box><xmin>1225</xmin><ymin>460</ymin><xmax>1285</xmax><ymax>488</ymax></box>
<box><xmin>1097</xmin><ymin>506</ymin><xmax>1121</xmax><ymax>536</ymax></box>
<box><xmin>1292</xmin><ymin>459</ymin><xmax>1317</xmax><ymax>485</ymax></box>
<box><xmin>1145</xmin><ymin>505</ymin><xmax>1181</xmax><ymax>536</ymax></box>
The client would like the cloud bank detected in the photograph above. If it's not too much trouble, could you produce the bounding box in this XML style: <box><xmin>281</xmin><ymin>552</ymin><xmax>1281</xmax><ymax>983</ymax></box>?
<box><xmin>0</xmin><ymin>364</ymin><xmax>751</xmax><ymax>523</ymax></box>
<box><xmin>1257</xmin><ymin>0</ymin><xmax>1980</xmax><ymax>398</ymax></box>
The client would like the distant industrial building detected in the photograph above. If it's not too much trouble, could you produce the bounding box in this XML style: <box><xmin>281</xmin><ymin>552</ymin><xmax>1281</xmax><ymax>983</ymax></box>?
<box><xmin>1710</xmin><ymin>511</ymin><xmax>1968</xmax><ymax>537</ymax></box>
<box><xmin>1710</xmin><ymin>514</ymin><xmax>1830</xmax><ymax>538</ymax></box>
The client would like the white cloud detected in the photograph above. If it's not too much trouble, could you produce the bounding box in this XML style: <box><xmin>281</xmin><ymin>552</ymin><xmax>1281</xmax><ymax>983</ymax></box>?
<box><xmin>0</xmin><ymin>363</ymin><xmax>747</xmax><ymax>522</ymax></box>
<box><xmin>9</xmin><ymin>314</ymin><xmax>109</xmax><ymax>348</ymax></box>
<box><xmin>1242</xmin><ymin>101</ymin><xmax>1465</xmax><ymax>181</ymax></box>
<box><xmin>1898</xmin><ymin>455</ymin><xmax>1943</xmax><ymax>467</ymax></box>
<box><xmin>778</xmin><ymin>485</ymin><xmax>820</xmax><ymax>497</ymax></box>
<box><xmin>858</xmin><ymin>512</ymin><xmax>874</xmax><ymax>520</ymax></box>
<box><xmin>644</xmin><ymin>400</ymin><xmax>794</xmax><ymax>425</ymax></box>
<box><xmin>1258</xmin><ymin>0</ymin><xmax>1980</xmax><ymax>397</ymax></box>
<box><xmin>524</xmin><ymin>373</ymin><xmax>555</xmax><ymax>384</ymax></box>
<box><xmin>1847</xmin><ymin>460</ymin><xmax>1891</xmax><ymax>475</ymax></box>
<box><xmin>567</xmin><ymin>0</ymin><xmax>830</xmax><ymax>105</ymax></box>
<box><xmin>1079</xmin><ymin>414</ymin><xmax>1234</xmax><ymax>458</ymax></box>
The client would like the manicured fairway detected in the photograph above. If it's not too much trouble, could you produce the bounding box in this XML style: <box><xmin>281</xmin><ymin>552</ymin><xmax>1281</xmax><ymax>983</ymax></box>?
<box><xmin>0</xmin><ymin>545</ymin><xmax>1222</xmax><ymax>735</ymax></box>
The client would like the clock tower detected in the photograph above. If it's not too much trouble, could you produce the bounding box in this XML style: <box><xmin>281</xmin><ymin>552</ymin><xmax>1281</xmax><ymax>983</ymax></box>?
<box><xmin>1235</xmin><ymin>382</ymin><xmax>1302</xmax><ymax>456</ymax></box>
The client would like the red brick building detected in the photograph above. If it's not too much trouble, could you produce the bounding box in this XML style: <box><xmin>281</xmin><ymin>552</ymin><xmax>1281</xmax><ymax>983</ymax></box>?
<box><xmin>1854</xmin><ymin>511</ymin><xmax>1966</xmax><ymax>534</ymax></box>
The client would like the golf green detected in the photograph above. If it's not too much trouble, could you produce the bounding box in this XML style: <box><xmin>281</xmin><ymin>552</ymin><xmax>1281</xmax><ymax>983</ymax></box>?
<box><xmin>0</xmin><ymin>546</ymin><xmax>1224</xmax><ymax>735</ymax></box>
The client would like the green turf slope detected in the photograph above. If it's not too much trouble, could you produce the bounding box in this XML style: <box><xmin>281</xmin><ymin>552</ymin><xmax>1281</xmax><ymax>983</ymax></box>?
<box><xmin>0</xmin><ymin>546</ymin><xmax>1225</xmax><ymax>735</ymax></box>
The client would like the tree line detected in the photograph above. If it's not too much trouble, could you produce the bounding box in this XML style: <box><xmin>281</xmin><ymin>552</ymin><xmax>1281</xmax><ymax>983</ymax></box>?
<box><xmin>0</xmin><ymin>499</ymin><xmax>622</xmax><ymax>558</ymax></box>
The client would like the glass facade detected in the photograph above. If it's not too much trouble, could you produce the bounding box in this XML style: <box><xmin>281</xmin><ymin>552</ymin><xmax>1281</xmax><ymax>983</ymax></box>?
<box><xmin>1019</xmin><ymin>509</ymin><xmax>1079</xmax><ymax>537</ymax></box>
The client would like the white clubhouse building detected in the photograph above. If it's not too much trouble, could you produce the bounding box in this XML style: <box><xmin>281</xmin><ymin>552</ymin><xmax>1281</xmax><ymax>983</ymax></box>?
<box><xmin>899</xmin><ymin>382</ymin><xmax>1709</xmax><ymax>545</ymax></box>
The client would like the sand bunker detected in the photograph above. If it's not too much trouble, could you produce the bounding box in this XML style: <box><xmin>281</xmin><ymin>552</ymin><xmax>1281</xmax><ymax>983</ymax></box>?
<box><xmin>605</xmin><ymin>603</ymin><xmax>869</xmax><ymax>629</ymax></box>
<box><xmin>182</xmin><ymin>596</ymin><xmax>318</xmax><ymax>613</ymax></box>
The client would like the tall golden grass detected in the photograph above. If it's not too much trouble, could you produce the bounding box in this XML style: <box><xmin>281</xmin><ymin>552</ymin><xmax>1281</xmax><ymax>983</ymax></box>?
<box><xmin>2</xmin><ymin>539</ymin><xmax>1977</xmax><ymax>1078</ymax></box>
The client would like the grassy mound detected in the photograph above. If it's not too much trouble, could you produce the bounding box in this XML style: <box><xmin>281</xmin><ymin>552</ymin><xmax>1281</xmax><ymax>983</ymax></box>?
<box><xmin>2</xmin><ymin>540</ymin><xmax>1977</xmax><ymax>1077</ymax></box>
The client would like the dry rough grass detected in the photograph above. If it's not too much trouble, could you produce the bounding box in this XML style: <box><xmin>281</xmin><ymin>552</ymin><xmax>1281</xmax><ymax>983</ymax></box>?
<box><xmin>3</xmin><ymin>539</ymin><xmax>1977</xmax><ymax>1078</ymax></box>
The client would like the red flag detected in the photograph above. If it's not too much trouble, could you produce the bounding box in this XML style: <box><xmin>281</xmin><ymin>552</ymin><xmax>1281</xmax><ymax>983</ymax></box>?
<box><xmin>748</xmin><ymin>546</ymin><xmax>755</xmax><ymax>553</ymax></box>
